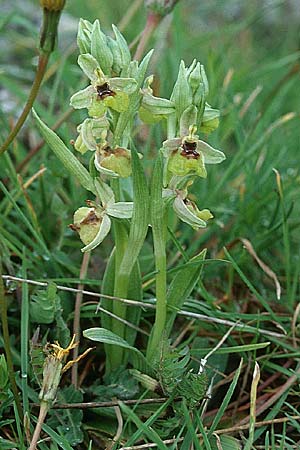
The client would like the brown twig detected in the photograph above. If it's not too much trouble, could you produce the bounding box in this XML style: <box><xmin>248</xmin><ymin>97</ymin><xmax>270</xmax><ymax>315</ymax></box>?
<box><xmin>134</xmin><ymin>13</ymin><xmax>161</xmax><ymax>61</ymax></box>
<box><xmin>38</xmin><ymin>397</ymin><xmax>167</xmax><ymax>409</ymax></box>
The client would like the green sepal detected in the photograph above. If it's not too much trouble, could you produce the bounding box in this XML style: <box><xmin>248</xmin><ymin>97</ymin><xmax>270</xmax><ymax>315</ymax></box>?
<box><xmin>112</xmin><ymin>24</ymin><xmax>131</xmax><ymax>71</ymax></box>
<box><xmin>32</xmin><ymin>109</ymin><xmax>95</xmax><ymax>194</ymax></box>
<box><xmin>91</xmin><ymin>20</ymin><xmax>113</xmax><ymax>75</ymax></box>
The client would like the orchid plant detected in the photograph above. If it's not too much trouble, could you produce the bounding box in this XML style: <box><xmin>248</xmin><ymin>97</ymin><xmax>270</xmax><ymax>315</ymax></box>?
<box><xmin>34</xmin><ymin>17</ymin><xmax>225</xmax><ymax>375</ymax></box>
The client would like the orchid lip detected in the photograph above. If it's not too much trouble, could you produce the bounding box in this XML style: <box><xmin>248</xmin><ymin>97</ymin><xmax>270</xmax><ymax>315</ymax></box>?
<box><xmin>96</xmin><ymin>83</ymin><xmax>116</xmax><ymax>100</ymax></box>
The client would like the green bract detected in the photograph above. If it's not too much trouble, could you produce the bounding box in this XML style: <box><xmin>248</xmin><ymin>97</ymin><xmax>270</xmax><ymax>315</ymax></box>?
<box><xmin>70</xmin><ymin>54</ymin><xmax>137</xmax><ymax>117</ymax></box>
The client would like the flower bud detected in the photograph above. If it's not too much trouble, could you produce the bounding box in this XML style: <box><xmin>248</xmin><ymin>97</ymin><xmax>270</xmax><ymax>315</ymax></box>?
<box><xmin>40</xmin><ymin>0</ymin><xmax>65</xmax><ymax>11</ymax></box>
<box><xmin>91</xmin><ymin>20</ymin><xmax>113</xmax><ymax>75</ymax></box>
<box><xmin>179</xmin><ymin>105</ymin><xmax>197</xmax><ymax>136</ymax></box>
<box><xmin>39</xmin><ymin>1</ymin><xmax>65</xmax><ymax>53</ymax></box>
<box><xmin>39</xmin><ymin>355</ymin><xmax>62</xmax><ymax>403</ymax></box>
<box><xmin>145</xmin><ymin>0</ymin><xmax>179</xmax><ymax>16</ymax></box>
<box><xmin>77</xmin><ymin>19</ymin><xmax>93</xmax><ymax>54</ymax></box>
<box><xmin>170</xmin><ymin>61</ymin><xmax>193</xmax><ymax>121</ymax></box>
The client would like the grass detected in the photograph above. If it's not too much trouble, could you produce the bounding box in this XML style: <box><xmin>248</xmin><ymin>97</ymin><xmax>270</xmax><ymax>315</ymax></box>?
<box><xmin>1</xmin><ymin>0</ymin><xmax>300</xmax><ymax>448</ymax></box>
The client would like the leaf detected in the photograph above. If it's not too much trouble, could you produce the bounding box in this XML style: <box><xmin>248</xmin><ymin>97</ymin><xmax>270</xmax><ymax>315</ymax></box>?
<box><xmin>30</xmin><ymin>282</ymin><xmax>58</xmax><ymax>324</ymax></box>
<box><xmin>165</xmin><ymin>249</ymin><xmax>207</xmax><ymax>337</ymax></box>
<box><xmin>0</xmin><ymin>438</ymin><xmax>20</xmax><ymax>449</ymax></box>
<box><xmin>124</xmin><ymin>261</ymin><xmax>143</xmax><ymax>346</ymax></box>
<box><xmin>83</xmin><ymin>328</ymin><xmax>148</xmax><ymax>371</ymax></box>
<box><xmin>208</xmin><ymin>359</ymin><xmax>243</xmax><ymax>436</ymax></box>
<box><xmin>209</xmin><ymin>435</ymin><xmax>242</xmax><ymax>450</ymax></box>
<box><xmin>119</xmin><ymin>402</ymin><xmax>169</xmax><ymax>450</ymax></box>
<box><xmin>32</xmin><ymin>109</ymin><xmax>95</xmax><ymax>194</ymax></box>
<box><xmin>47</xmin><ymin>385</ymin><xmax>84</xmax><ymax>446</ymax></box>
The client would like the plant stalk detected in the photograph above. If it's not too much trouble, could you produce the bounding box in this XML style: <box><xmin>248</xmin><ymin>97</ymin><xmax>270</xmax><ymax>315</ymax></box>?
<box><xmin>146</xmin><ymin>219</ymin><xmax>167</xmax><ymax>362</ymax></box>
<box><xmin>134</xmin><ymin>13</ymin><xmax>161</xmax><ymax>61</ymax></box>
<box><xmin>0</xmin><ymin>55</ymin><xmax>49</xmax><ymax>156</ymax></box>
<box><xmin>28</xmin><ymin>401</ymin><xmax>49</xmax><ymax>450</ymax></box>
<box><xmin>109</xmin><ymin>221</ymin><xmax>130</xmax><ymax>370</ymax></box>
<box><xmin>146</xmin><ymin>153</ymin><xmax>167</xmax><ymax>362</ymax></box>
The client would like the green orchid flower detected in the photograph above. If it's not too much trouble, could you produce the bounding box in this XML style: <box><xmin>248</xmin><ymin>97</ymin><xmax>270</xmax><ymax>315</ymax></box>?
<box><xmin>70</xmin><ymin>179</ymin><xmax>133</xmax><ymax>252</ymax></box>
<box><xmin>70</xmin><ymin>53</ymin><xmax>137</xmax><ymax>117</ymax></box>
<box><xmin>162</xmin><ymin>125</ymin><xmax>225</xmax><ymax>184</ymax></box>
<box><xmin>163</xmin><ymin>188</ymin><xmax>213</xmax><ymax>229</ymax></box>
<box><xmin>73</xmin><ymin>116</ymin><xmax>109</xmax><ymax>154</ymax></box>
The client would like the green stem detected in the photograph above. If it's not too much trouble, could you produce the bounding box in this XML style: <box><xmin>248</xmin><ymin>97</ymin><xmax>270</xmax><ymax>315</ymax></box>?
<box><xmin>146</xmin><ymin>153</ymin><xmax>167</xmax><ymax>362</ymax></box>
<box><xmin>107</xmin><ymin>178</ymin><xmax>131</xmax><ymax>371</ymax></box>
<box><xmin>0</xmin><ymin>5</ymin><xmax>65</xmax><ymax>156</ymax></box>
<box><xmin>146</xmin><ymin>218</ymin><xmax>167</xmax><ymax>362</ymax></box>
<box><xmin>0</xmin><ymin>259</ymin><xmax>23</xmax><ymax>421</ymax></box>
<box><xmin>28</xmin><ymin>401</ymin><xmax>49</xmax><ymax>450</ymax></box>
<box><xmin>0</xmin><ymin>54</ymin><xmax>49</xmax><ymax>156</ymax></box>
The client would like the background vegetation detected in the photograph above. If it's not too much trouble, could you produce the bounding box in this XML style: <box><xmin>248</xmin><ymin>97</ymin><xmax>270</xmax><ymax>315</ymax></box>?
<box><xmin>1</xmin><ymin>0</ymin><xmax>300</xmax><ymax>448</ymax></box>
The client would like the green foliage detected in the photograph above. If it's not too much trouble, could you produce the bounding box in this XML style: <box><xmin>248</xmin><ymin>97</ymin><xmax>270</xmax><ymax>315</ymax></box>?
<box><xmin>47</xmin><ymin>386</ymin><xmax>84</xmax><ymax>446</ymax></box>
<box><xmin>156</xmin><ymin>339</ymin><xmax>208</xmax><ymax>408</ymax></box>
<box><xmin>1</xmin><ymin>0</ymin><xmax>300</xmax><ymax>448</ymax></box>
<box><xmin>30</xmin><ymin>283</ymin><xmax>70</xmax><ymax>345</ymax></box>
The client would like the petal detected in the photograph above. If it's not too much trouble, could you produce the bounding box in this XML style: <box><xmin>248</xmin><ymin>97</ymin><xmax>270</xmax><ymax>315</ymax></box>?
<box><xmin>107</xmin><ymin>202</ymin><xmax>133</xmax><ymax>219</ymax></box>
<box><xmin>81</xmin><ymin>214</ymin><xmax>111</xmax><ymax>252</ymax></box>
<box><xmin>173</xmin><ymin>197</ymin><xmax>207</xmax><ymax>229</ymax></box>
<box><xmin>109</xmin><ymin>77</ymin><xmax>137</xmax><ymax>94</ymax></box>
<box><xmin>78</xmin><ymin>53</ymin><xmax>99</xmax><ymax>82</ymax></box>
<box><xmin>104</xmin><ymin>91</ymin><xmax>129</xmax><ymax>112</ymax></box>
<box><xmin>197</xmin><ymin>140</ymin><xmax>226</xmax><ymax>164</ymax></box>
<box><xmin>162</xmin><ymin>138</ymin><xmax>182</xmax><ymax>154</ymax></box>
<box><xmin>70</xmin><ymin>86</ymin><xmax>94</xmax><ymax>109</ymax></box>
<box><xmin>94</xmin><ymin>159</ymin><xmax>119</xmax><ymax>178</ymax></box>
<box><xmin>167</xmin><ymin>151</ymin><xmax>207</xmax><ymax>178</ymax></box>
<box><xmin>88</xmin><ymin>96</ymin><xmax>107</xmax><ymax>117</ymax></box>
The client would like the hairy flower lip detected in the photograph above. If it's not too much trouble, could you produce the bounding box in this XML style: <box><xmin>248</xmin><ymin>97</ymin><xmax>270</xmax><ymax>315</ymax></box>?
<box><xmin>96</xmin><ymin>83</ymin><xmax>116</xmax><ymax>100</ymax></box>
